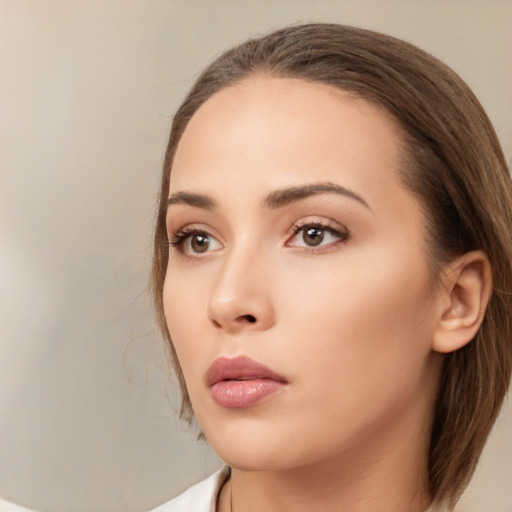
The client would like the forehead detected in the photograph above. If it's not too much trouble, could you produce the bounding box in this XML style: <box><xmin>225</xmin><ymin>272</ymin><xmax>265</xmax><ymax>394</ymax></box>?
<box><xmin>169</xmin><ymin>76</ymin><xmax>410</xmax><ymax>214</ymax></box>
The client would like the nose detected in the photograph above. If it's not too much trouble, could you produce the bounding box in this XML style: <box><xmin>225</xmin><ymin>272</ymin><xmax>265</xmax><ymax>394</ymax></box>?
<box><xmin>207</xmin><ymin>249</ymin><xmax>276</xmax><ymax>334</ymax></box>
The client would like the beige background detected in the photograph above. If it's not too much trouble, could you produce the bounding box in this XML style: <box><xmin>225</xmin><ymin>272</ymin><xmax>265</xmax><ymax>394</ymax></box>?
<box><xmin>1</xmin><ymin>1</ymin><xmax>511</xmax><ymax>511</ymax></box>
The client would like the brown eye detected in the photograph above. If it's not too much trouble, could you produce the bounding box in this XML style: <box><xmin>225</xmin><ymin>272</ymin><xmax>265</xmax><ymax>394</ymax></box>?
<box><xmin>190</xmin><ymin>233</ymin><xmax>210</xmax><ymax>253</ymax></box>
<box><xmin>170</xmin><ymin>228</ymin><xmax>222</xmax><ymax>256</ymax></box>
<box><xmin>303</xmin><ymin>227</ymin><xmax>324</xmax><ymax>246</ymax></box>
<box><xmin>286</xmin><ymin>222</ymin><xmax>349</xmax><ymax>250</ymax></box>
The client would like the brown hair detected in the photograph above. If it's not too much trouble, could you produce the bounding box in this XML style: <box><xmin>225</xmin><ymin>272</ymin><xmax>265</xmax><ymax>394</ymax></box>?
<box><xmin>152</xmin><ymin>24</ymin><xmax>512</xmax><ymax>508</ymax></box>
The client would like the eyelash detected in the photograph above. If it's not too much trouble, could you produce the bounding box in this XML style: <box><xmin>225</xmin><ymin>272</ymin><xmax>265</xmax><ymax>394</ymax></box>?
<box><xmin>169</xmin><ymin>227</ymin><xmax>209</xmax><ymax>248</ymax></box>
<box><xmin>167</xmin><ymin>221</ymin><xmax>349</xmax><ymax>256</ymax></box>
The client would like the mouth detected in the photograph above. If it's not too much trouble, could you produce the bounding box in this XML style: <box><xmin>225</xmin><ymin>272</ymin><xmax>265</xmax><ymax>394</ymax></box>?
<box><xmin>206</xmin><ymin>356</ymin><xmax>287</xmax><ymax>409</ymax></box>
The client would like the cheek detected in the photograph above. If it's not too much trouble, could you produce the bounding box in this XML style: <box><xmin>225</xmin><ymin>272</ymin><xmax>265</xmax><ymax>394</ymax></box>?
<box><xmin>285</xmin><ymin>247</ymin><xmax>432</xmax><ymax>332</ymax></box>
<box><xmin>274</xmin><ymin>264</ymin><xmax>436</xmax><ymax>453</ymax></box>
<box><xmin>279</xmin><ymin>248</ymin><xmax>436</xmax><ymax>390</ymax></box>
<box><xmin>162</xmin><ymin>273</ymin><xmax>207</xmax><ymax>379</ymax></box>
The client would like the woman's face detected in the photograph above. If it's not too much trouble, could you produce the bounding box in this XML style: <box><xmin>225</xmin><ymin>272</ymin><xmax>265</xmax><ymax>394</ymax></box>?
<box><xmin>163</xmin><ymin>77</ymin><xmax>444</xmax><ymax>471</ymax></box>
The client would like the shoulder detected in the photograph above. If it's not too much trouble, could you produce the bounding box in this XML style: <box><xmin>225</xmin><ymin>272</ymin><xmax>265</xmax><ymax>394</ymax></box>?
<box><xmin>148</xmin><ymin>467</ymin><xmax>230</xmax><ymax>512</ymax></box>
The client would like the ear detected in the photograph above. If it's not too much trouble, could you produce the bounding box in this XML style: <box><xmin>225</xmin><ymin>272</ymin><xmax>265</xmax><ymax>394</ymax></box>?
<box><xmin>432</xmin><ymin>250</ymin><xmax>492</xmax><ymax>354</ymax></box>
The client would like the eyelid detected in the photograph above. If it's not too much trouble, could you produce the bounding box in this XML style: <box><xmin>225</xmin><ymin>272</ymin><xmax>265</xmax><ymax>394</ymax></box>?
<box><xmin>168</xmin><ymin>222</ymin><xmax>218</xmax><ymax>242</ymax></box>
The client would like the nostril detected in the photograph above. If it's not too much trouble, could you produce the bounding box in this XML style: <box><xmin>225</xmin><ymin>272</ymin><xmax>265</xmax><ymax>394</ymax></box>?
<box><xmin>244</xmin><ymin>314</ymin><xmax>256</xmax><ymax>323</ymax></box>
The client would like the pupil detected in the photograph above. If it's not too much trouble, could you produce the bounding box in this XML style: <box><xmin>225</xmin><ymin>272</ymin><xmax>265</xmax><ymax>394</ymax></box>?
<box><xmin>192</xmin><ymin>234</ymin><xmax>209</xmax><ymax>253</ymax></box>
<box><xmin>304</xmin><ymin>227</ymin><xmax>324</xmax><ymax>246</ymax></box>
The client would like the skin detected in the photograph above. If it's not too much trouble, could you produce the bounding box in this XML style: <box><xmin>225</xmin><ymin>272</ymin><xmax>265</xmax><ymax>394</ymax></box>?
<box><xmin>163</xmin><ymin>76</ymin><xmax>464</xmax><ymax>512</ymax></box>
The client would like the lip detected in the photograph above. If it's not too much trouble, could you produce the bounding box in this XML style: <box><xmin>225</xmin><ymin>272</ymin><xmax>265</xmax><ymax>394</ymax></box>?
<box><xmin>207</xmin><ymin>356</ymin><xmax>287</xmax><ymax>409</ymax></box>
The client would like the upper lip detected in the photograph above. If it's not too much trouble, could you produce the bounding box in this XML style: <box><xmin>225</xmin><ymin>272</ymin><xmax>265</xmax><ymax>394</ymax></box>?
<box><xmin>206</xmin><ymin>356</ymin><xmax>287</xmax><ymax>386</ymax></box>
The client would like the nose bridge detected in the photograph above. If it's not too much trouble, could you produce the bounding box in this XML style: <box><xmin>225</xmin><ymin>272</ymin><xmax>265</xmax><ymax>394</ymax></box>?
<box><xmin>207</xmin><ymin>238</ymin><xmax>274</xmax><ymax>332</ymax></box>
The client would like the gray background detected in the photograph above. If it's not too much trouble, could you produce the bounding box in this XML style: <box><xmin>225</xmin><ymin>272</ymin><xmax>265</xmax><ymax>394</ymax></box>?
<box><xmin>1</xmin><ymin>1</ymin><xmax>511</xmax><ymax>511</ymax></box>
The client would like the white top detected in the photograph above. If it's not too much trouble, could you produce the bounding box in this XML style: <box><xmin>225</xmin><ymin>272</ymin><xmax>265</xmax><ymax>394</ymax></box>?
<box><xmin>148</xmin><ymin>467</ymin><xmax>230</xmax><ymax>512</ymax></box>
<box><xmin>0</xmin><ymin>499</ymin><xmax>40</xmax><ymax>512</ymax></box>
<box><xmin>147</xmin><ymin>466</ymin><xmax>446</xmax><ymax>512</ymax></box>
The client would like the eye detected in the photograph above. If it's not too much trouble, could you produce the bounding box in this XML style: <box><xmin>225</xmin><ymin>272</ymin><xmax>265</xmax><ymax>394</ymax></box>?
<box><xmin>287</xmin><ymin>222</ymin><xmax>349</xmax><ymax>249</ymax></box>
<box><xmin>169</xmin><ymin>228</ymin><xmax>222</xmax><ymax>256</ymax></box>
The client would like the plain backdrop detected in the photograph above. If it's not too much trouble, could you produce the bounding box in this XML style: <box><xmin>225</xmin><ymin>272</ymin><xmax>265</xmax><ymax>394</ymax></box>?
<box><xmin>1</xmin><ymin>1</ymin><xmax>511</xmax><ymax>511</ymax></box>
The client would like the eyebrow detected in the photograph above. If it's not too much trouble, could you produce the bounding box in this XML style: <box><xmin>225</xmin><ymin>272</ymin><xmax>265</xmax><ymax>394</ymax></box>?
<box><xmin>166</xmin><ymin>191</ymin><xmax>216</xmax><ymax>210</ymax></box>
<box><xmin>264</xmin><ymin>182</ymin><xmax>370</xmax><ymax>210</ymax></box>
<box><xmin>166</xmin><ymin>182</ymin><xmax>370</xmax><ymax>212</ymax></box>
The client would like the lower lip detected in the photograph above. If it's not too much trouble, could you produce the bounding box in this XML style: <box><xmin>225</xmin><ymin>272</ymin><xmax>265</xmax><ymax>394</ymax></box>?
<box><xmin>210</xmin><ymin>379</ymin><xmax>285</xmax><ymax>408</ymax></box>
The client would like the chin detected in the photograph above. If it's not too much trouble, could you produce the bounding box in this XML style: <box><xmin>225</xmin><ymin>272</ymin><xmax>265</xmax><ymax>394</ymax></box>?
<box><xmin>201</xmin><ymin>419</ymin><xmax>294</xmax><ymax>471</ymax></box>
<box><xmin>215</xmin><ymin>447</ymin><xmax>287</xmax><ymax>472</ymax></box>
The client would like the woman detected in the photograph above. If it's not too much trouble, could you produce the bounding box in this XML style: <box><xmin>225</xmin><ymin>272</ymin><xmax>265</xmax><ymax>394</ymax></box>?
<box><xmin>150</xmin><ymin>24</ymin><xmax>512</xmax><ymax>512</ymax></box>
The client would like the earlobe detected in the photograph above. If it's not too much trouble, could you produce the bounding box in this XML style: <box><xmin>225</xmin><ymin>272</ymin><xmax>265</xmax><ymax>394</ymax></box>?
<box><xmin>432</xmin><ymin>250</ymin><xmax>492</xmax><ymax>354</ymax></box>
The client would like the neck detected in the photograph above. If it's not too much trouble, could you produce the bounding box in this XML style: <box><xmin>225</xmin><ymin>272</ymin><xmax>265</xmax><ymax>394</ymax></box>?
<box><xmin>218</xmin><ymin>404</ymin><xmax>433</xmax><ymax>512</ymax></box>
